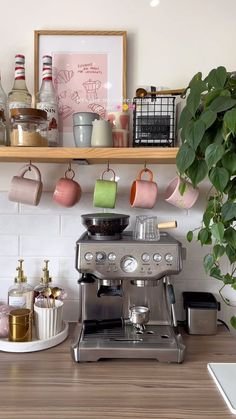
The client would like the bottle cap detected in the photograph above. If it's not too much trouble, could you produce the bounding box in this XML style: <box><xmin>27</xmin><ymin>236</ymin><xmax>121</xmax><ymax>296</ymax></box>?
<box><xmin>41</xmin><ymin>260</ymin><xmax>52</xmax><ymax>285</ymax></box>
<box><xmin>15</xmin><ymin>259</ymin><xmax>27</xmax><ymax>283</ymax></box>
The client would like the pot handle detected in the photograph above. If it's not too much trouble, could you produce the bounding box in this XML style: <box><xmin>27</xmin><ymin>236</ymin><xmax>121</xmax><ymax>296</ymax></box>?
<box><xmin>157</xmin><ymin>221</ymin><xmax>177</xmax><ymax>229</ymax></box>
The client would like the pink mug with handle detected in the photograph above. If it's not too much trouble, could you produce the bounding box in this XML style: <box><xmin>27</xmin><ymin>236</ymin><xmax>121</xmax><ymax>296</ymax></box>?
<box><xmin>53</xmin><ymin>167</ymin><xmax>81</xmax><ymax>207</ymax></box>
<box><xmin>130</xmin><ymin>168</ymin><xmax>158</xmax><ymax>209</ymax></box>
<box><xmin>165</xmin><ymin>176</ymin><xmax>199</xmax><ymax>209</ymax></box>
<box><xmin>8</xmin><ymin>164</ymin><xmax>43</xmax><ymax>206</ymax></box>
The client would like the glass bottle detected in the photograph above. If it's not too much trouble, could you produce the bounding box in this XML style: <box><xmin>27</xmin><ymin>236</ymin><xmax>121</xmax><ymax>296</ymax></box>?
<box><xmin>8</xmin><ymin>260</ymin><xmax>34</xmax><ymax>311</ymax></box>
<box><xmin>0</xmin><ymin>110</ymin><xmax>7</xmax><ymax>146</ymax></box>
<box><xmin>8</xmin><ymin>54</ymin><xmax>32</xmax><ymax>116</ymax></box>
<box><xmin>36</xmin><ymin>55</ymin><xmax>59</xmax><ymax>147</ymax></box>
<box><xmin>34</xmin><ymin>260</ymin><xmax>52</xmax><ymax>303</ymax></box>
<box><xmin>0</xmin><ymin>72</ymin><xmax>7</xmax><ymax>119</ymax></box>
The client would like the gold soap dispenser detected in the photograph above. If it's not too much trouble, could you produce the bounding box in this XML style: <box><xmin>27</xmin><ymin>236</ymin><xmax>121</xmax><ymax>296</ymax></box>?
<box><xmin>8</xmin><ymin>259</ymin><xmax>34</xmax><ymax>310</ymax></box>
<box><xmin>34</xmin><ymin>260</ymin><xmax>52</xmax><ymax>303</ymax></box>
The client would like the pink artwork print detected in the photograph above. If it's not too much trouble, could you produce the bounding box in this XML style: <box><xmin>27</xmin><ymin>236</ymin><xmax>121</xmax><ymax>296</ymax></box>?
<box><xmin>53</xmin><ymin>53</ymin><xmax>108</xmax><ymax>132</ymax></box>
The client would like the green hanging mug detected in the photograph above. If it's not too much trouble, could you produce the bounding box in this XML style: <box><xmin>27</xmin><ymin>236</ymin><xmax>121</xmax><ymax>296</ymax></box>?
<box><xmin>93</xmin><ymin>168</ymin><xmax>117</xmax><ymax>209</ymax></box>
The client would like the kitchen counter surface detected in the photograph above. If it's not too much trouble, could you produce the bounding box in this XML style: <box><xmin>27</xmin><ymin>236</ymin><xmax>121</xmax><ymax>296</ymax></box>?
<box><xmin>0</xmin><ymin>324</ymin><xmax>236</xmax><ymax>419</ymax></box>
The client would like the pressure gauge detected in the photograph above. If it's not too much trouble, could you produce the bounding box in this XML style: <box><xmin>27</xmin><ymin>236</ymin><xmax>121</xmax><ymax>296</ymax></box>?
<box><xmin>120</xmin><ymin>256</ymin><xmax>138</xmax><ymax>273</ymax></box>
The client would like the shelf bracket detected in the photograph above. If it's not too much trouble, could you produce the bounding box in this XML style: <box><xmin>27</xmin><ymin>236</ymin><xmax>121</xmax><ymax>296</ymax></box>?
<box><xmin>72</xmin><ymin>159</ymin><xmax>89</xmax><ymax>165</ymax></box>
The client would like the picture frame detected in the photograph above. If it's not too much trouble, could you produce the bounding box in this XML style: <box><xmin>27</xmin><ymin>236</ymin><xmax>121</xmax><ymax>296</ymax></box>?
<box><xmin>34</xmin><ymin>30</ymin><xmax>127</xmax><ymax>137</ymax></box>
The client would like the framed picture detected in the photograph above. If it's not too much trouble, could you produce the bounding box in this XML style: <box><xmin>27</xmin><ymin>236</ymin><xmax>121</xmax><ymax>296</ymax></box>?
<box><xmin>34</xmin><ymin>30</ymin><xmax>127</xmax><ymax>137</ymax></box>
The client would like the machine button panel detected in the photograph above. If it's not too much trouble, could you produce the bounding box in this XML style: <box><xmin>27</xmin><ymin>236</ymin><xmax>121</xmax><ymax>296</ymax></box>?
<box><xmin>84</xmin><ymin>252</ymin><xmax>93</xmax><ymax>261</ymax></box>
<box><xmin>108</xmin><ymin>252</ymin><xmax>116</xmax><ymax>262</ymax></box>
<box><xmin>153</xmin><ymin>253</ymin><xmax>162</xmax><ymax>263</ymax></box>
<box><xmin>165</xmin><ymin>253</ymin><xmax>174</xmax><ymax>263</ymax></box>
<box><xmin>141</xmin><ymin>253</ymin><xmax>150</xmax><ymax>263</ymax></box>
<box><xmin>96</xmin><ymin>252</ymin><xmax>106</xmax><ymax>262</ymax></box>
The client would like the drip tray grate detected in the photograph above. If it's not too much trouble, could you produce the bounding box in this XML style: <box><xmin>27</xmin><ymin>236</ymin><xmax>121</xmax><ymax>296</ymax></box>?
<box><xmin>83</xmin><ymin>324</ymin><xmax>176</xmax><ymax>344</ymax></box>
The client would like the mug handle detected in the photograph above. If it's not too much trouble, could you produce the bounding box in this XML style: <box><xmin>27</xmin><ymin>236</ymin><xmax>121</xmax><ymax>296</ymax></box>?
<box><xmin>18</xmin><ymin>164</ymin><xmax>42</xmax><ymax>182</ymax></box>
<box><xmin>101</xmin><ymin>168</ymin><xmax>116</xmax><ymax>182</ymax></box>
<box><xmin>137</xmin><ymin>168</ymin><xmax>153</xmax><ymax>182</ymax></box>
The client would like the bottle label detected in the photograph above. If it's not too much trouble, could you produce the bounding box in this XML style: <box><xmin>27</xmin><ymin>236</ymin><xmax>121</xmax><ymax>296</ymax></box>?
<box><xmin>9</xmin><ymin>102</ymin><xmax>30</xmax><ymax>109</ymax></box>
<box><xmin>9</xmin><ymin>295</ymin><xmax>26</xmax><ymax>308</ymax></box>
<box><xmin>37</xmin><ymin>102</ymin><xmax>59</xmax><ymax>145</ymax></box>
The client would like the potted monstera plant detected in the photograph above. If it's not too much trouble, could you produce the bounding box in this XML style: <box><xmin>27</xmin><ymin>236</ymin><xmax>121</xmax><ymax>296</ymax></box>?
<box><xmin>176</xmin><ymin>66</ymin><xmax>236</xmax><ymax>328</ymax></box>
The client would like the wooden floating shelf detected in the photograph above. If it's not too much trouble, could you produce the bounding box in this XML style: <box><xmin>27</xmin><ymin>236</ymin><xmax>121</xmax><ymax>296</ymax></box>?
<box><xmin>0</xmin><ymin>147</ymin><xmax>179</xmax><ymax>164</ymax></box>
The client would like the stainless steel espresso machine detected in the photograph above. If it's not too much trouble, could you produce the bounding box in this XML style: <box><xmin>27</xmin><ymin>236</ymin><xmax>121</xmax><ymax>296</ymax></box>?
<box><xmin>71</xmin><ymin>213</ymin><xmax>185</xmax><ymax>363</ymax></box>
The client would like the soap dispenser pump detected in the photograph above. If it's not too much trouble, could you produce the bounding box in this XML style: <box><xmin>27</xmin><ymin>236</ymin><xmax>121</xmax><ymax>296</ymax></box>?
<box><xmin>34</xmin><ymin>260</ymin><xmax>52</xmax><ymax>303</ymax></box>
<box><xmin>8</xmin><ymin>259</ymin><xmax>34</xmax><ymax>310</ymax></box>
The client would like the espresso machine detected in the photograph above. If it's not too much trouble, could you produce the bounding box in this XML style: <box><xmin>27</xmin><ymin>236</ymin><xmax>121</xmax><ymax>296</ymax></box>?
<box><xmin>71</xmin><ymin>213</ymin><xmax>185</xmax><ymax>363</ymax></box>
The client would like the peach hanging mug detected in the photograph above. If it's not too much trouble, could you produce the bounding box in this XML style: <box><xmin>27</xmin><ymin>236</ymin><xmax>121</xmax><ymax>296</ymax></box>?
<box><xmin>165</xmin><ymin>176</ymin><xmax>199</xmax><ymax>209</ymax></box>
<box><xmin>130</xmin><ymin>168</ymin><xmax>158</xmax><ymax>209</ymax></box>
<box><xmin>53</xmin><ymin>167</ymin><xmax>81</xmax><ymax>207</ymax></box>
<box><xmin>8</xmin><ymin>164</ymin><xmax>43</xmax><ymax>206</ymax></box>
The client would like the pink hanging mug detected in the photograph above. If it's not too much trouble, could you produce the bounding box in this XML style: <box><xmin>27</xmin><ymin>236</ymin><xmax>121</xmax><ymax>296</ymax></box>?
<box><xmin>53</xmin><ymin>167</ymin><xmax>81</xmax><ymax>207</ymax></box>
<box><xmin>165</xmin><ymin>176</ymin><xmax>199</xmax><ymax>209</ymax></box>
<box><xmin>8</xmin><ymin>164</ymin><xmax>43</xmax><ymax>206</ymax></box>
<box><xmin>130</xmin><ymin>168</ymin><xmax>158</xmax><ymax>209</ymax></box>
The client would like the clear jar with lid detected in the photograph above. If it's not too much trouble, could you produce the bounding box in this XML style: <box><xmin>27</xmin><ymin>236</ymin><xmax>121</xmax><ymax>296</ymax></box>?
<box><xmin>10</xmin><ymin>108</ymin><xmax>48</xmax><ymax>146</ymax></box>
<box><xmin>0</xmin><ymin>110</ymin><xmax>7</xmax><ymax>146</ymax></box>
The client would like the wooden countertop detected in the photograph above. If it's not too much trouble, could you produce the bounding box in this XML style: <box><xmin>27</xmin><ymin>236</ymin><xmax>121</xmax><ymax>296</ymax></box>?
<box><xmin>0</xmin><ymin>324</ymin><xmax>235</xmax><ymax>419</ymax></box>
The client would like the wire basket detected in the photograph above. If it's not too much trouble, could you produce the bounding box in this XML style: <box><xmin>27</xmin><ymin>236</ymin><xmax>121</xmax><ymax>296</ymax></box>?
<box><xmin>133</xmin><ymin>96</ymin><xmax>176</xmax><ymax>147</ymax></box>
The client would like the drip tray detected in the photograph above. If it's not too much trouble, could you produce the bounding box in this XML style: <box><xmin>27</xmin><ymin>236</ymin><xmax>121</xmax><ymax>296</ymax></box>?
<box><xmin>83</xmin><ymin>324</ymin><xmax>176</xmax><ymax>344</ymax></box>
<box><xmin>75</xmin><ymin>324</ymin><xmax>185</xmax><ymax>363</ymax></box>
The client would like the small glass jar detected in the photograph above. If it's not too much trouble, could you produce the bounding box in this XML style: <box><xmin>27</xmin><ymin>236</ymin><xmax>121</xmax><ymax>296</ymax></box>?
<box><xmin>0</xmin><ymin>110</ymin><xmax>7</xmax><ymax>146</ymax></box>
<box><xmin>10</xmin><ymin>108</ymin><xmax>48</xmax><ymax>146</ymax></box>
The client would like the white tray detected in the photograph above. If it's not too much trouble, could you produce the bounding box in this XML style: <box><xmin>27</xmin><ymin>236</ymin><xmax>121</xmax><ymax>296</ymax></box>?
<box><xmin>0</xmin><ymin>321</ymin><xmax>69</xmax><ymax>353</ymax></box>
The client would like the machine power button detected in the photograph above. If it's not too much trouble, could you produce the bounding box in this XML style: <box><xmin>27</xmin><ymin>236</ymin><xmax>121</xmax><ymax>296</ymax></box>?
<box><xmin>84</xmin><ymin>252</ymin><xmax>93</xmax><ymax>261</ymax></box>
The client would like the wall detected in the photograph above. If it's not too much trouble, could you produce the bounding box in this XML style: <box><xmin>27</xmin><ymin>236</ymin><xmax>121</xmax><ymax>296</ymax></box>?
<box><xmin>0</xmin><ymin>0</ymin><xmax>235</xmax><ymax>326</ymax></box>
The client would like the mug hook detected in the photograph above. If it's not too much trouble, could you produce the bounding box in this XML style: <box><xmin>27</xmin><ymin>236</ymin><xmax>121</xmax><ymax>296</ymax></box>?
<box><xmin>144</xmin><ymin>162</ymin><xmax>148</xmax><ymax>172</ymax></box>
<box><xmin>65</xmin><ymin>162</ymin><xmax>75</xmax><ymax>179</ymax></box>
<box><xmin>29</xmin><ymin>160</ymin><xmax>32</xmax><ymax>171</ymax></box>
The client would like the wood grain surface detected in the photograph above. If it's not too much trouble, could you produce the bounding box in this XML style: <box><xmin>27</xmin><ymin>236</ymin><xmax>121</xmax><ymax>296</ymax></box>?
<box><xmin>0</xmin><ymin>324</ymin><xmax>235</xmax><ymax>419</ymax></box>
<box><xmin>0</xmin><ymin>147</ymin><xmax>178</xmax><ymax>164</ymax></box>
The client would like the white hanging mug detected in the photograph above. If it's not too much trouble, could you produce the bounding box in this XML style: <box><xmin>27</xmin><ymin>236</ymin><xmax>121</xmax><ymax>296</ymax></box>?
<box><xmin>8</xmin><ymin>164</ymin><xmax>43</xmax><ymax>206</ymax></box>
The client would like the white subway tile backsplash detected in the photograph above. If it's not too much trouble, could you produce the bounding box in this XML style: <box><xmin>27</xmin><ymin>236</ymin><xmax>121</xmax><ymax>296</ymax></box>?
<box><xmin>59</xmin><ymin>257</ymin><xmax>78</xmax><ymax>279</ymax></box>
<box><xmin>0</xmin><ymin>193</ymin><xmax>18</xmax><ymax>214</ymax></box>
<box><xmin>0</xmin><ymin>215</ymin><xmax>60</xmax><ymax>235</ymax></box>
<box><xmin>61</xmin><ymin>215</ymin><xmax>85</xmax><ymax>237</ymax></box>
<box><xmin>0</xmin><ymin>235</ymin><xmax>18</xmax><ymax>256</ymax></box>
<box><xmin>20</xmin><ymin>236</ymin><xmax>78</xmax><ymax>257</ymax></box>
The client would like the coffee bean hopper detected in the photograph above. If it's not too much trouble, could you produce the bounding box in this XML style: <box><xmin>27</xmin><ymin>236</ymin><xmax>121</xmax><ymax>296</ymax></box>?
<box><xmin>71</xmin><ymin>213</ymin><xmax>185</xmax><ymax>363</ymax></box>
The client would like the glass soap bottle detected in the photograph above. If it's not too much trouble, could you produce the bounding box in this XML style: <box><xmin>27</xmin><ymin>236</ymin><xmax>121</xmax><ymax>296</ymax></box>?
<box><xmin>0</xmin><ymin>110</ymin><xmax>7</xmax><ymax>146</ymax></box>
<box><xmin>36</xmin><ymin>55</ymin><xmax>59</xmax><ymax>147</ymax></box>
<box><xmin>8</xmin><ymin>54</ymin><xmax>31</xmax><ymax>116</ymax></box>
<box><xmin>8</xmin><ymin>259</ymin><xmax>34</xmax><ymax>310</ymax></box>
<box><xmin>0</xmin><ymin>72</ymin><xmax>7</xmax><ymax>119</ymax></box>
<box><xmin>34</xmin><ymin>260</ymin><xmax>52</xmax><ymax>303</ymax></box>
